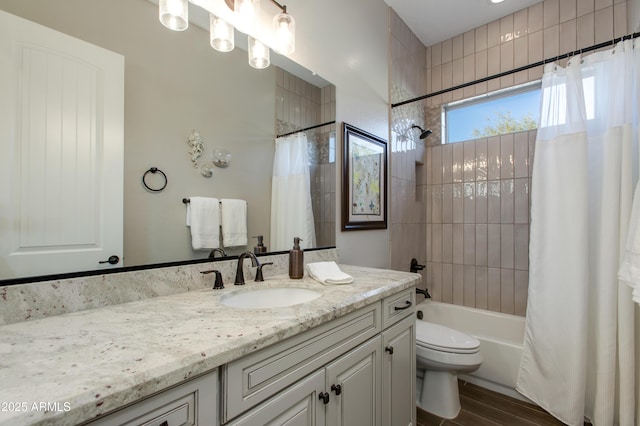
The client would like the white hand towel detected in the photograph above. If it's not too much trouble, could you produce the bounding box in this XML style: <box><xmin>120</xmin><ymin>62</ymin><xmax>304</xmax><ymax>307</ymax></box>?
<box><xmin>306</xmin><ymin>261</ymin><xmax>354</xmax><ymax>285</ymax></box>
<box><xmin>221</xmin><ymin>199</ymin><xmax>248</xmax><ymax>247</ymax></box>
<box><xmin>186</xmin><ymin>197</ymin><xmax>220</xmax><ymax>250</ymax></box>
<box><xmin>619</xmin><ymin>183</ymin><xmax>640</xmax><ymax>304</ymax></box>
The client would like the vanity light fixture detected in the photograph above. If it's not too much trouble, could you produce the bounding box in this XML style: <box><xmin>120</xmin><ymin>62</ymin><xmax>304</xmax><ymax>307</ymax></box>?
<box><xmin>158</xmin><ymin>0</ymin><xmax>295</xmax><ymax>69</ymax></box>
<box><xmin>159</xmin><ymin>0</ymin><xmax>189</xmax><ymax>31</ymax></box>
<box><xmin>273</xmin><ymin>7</ymin><xmax>295</xmax><ymax>55</ymax></box>
<box><xmin>248</xmin><ymin>36</ymin><xmax>270</xmax><ymax>68</ymax></box>
<box><xmin>234</xmin><ymin>0</ymin><xmax>260</xmax><ymax>33</ymax></box>
<box><xmin>210</xmin><ymin>15</ymin><xmax>234</xmax><ymax>52</ymax></box>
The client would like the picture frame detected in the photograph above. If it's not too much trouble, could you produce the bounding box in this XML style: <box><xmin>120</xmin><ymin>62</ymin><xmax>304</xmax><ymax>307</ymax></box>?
<box><xmin>342</xmin><ymin>123</ymin><xmax>388</xmax><ymax>231</ymax></box>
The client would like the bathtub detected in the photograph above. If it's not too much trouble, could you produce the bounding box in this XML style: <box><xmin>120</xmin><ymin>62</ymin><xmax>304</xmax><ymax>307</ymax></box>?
<box><xmin>416</xmin><ymin>300</ymin><xmax>529</xmax><ymax>402</ymax></box>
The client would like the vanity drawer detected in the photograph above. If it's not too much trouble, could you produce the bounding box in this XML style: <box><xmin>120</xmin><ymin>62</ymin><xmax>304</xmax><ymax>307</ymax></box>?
<box><xmin>382</xmin><ymin>287</ymin><xmax>415</xmax><ymax>329</ymax></box>
<box><xmin>87</xmin><ymin>370</ymin><xmax>217</xmax><ymax>426</ymax></box>
<box><xmin>222</xmin><ymin>303</ymin><xmax>381</xmax><ymax>422</ymax></box>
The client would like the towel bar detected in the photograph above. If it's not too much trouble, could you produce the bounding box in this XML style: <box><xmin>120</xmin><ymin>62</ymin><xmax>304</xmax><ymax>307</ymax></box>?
<box><xmin>182</xmin><ymin>198</ymin><xmax>247</xmax><ymax>205</ymax></box>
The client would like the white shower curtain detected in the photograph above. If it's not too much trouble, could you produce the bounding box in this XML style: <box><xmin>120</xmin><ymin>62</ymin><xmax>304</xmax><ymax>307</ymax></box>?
<box><xmin>270</xmin><ymin>133</ymin><xmax>316</xmax><ymax>251</ymax></box>
<box><xmin>517</xmin><ymin>40</ymin><xmax>638</xmax><ymax>426</ymax></box>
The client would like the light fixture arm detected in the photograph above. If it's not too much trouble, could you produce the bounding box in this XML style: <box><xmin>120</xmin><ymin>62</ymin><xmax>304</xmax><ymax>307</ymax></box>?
<box><xmin>269</xmin><ymin>0</ymin><xmax>287</xmax><ymax>13</ymax></box>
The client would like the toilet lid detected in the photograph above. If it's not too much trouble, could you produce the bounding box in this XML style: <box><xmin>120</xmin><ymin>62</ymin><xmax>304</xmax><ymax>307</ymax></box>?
<box><xmin>416</xmin><ymin>321</ymin><xmax>480</xmax><ymax>353</ymax></box>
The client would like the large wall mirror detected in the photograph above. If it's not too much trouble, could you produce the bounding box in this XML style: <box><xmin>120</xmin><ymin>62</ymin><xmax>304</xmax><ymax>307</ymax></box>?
<box><xmin>0</xmin><ymin>0</ymin><xmax>336</xmax><ymax>282</ymax></box>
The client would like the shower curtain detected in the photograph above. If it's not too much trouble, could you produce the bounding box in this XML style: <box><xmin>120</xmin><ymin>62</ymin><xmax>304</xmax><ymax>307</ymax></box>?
<box><xmin>517</xmin><ymin>40</ymin><xmax>638</xmax><ymax>426</ymax></box>
<box><xmin>270</xmin><ymin>133</ymin><xmax>316</xmax><ymax>251</ymax></box>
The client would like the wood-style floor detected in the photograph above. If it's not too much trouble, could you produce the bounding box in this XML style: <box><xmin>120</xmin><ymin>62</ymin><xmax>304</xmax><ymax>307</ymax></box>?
<box><xmin>416</xmin><ymin>380</ymin><xmax>586</xmax><ymax>426</ymax></box>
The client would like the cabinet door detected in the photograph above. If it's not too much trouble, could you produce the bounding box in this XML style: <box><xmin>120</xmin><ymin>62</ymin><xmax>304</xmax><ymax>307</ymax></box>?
<box><xmin>325</xmin><ymin>336</ymin><xmax>381</xmax><ymax>426</ymax></box>
<box><xmin>382</xmin><ymin>315</ymin><xmax>416</xmax><ymax>426</ymax></box>
<box><xmin>227</xmin><ymin>369</ymin><xmax>325</xmax><ymax>426</ymax></box>
<box><xmin>87</xmin><ymin>370</ymin><xmax>217</xmax><ymax>426</ymax></box>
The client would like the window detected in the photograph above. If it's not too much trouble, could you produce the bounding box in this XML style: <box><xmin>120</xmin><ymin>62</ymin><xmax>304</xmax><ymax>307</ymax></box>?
<box><xmin>444</xmin><ymin>82</ymin><xmax>541</xmax><ymax>143</ymax></box>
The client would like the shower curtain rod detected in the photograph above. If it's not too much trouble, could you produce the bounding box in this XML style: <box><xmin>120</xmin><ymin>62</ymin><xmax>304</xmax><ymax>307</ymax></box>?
<box><xmin>391</xmin><ymin>31</ymin><xmax>640</xmax><ymax>109</ymax></box>
<box><xmin>277</xmin><ymin>120</ymin><xmax>336</xmax><ymax>138</ymax></box>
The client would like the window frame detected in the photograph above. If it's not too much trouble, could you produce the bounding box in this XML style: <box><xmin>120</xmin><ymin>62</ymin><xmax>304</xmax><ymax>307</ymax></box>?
<box><xmin>442</xmin><ymin>80</ymin><xmax>542</xmax><ymax>144</ymax></box>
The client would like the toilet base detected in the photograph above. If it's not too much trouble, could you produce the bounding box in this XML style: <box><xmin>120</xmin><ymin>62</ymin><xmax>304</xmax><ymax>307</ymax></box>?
<box><xmin>417</xmin><ymin>369</ymin><xmax>461</xmax><ymax>419</ymax></box>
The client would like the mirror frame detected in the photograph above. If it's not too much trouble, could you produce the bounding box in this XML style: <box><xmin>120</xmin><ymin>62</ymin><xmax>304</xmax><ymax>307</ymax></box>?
<box><xmin>0</xmin><ymin>246</ymin><xmax>337</xmax><ymax>286</ymax></box>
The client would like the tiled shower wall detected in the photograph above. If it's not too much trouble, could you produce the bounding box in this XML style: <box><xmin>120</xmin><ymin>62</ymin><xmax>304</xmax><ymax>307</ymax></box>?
<box><xmin>390</xmin><ymin>0</ymin><xmax>630</xmax><ymax>315</ymax></box>
<box><xmin>424</xmin><ymin>132</ymin><xmax>535</xmax><ymax>315</ymax></box>
<box><xmin>275</xmin><ymin>68</ymin><xmax>336</xmax><ymax>248</ymax></box>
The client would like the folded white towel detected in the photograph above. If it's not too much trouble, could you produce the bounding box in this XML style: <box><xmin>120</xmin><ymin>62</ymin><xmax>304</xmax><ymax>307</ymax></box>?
<box><xmin>619</xmin><ymin>183</ymin><xmax>640</xmax><ymax>304</ymax></box>
<box><xmin>221</xmin><ymin>199</ymin><xmax>248</xmax><ymax>247</ymax></box>
<box><xmin>186</xmin><ymin>197</ymin><xmax>220</xmax><ymax>250</ymax></box>
<box><xmin>306</xmin><ymin>261</ymin><xmax>354</xmax><ymax>285</ymax></box>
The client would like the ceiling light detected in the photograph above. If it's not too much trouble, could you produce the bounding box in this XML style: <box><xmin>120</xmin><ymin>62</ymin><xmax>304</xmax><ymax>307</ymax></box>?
<box><xmin>159</xmin><ymin>0</ymin><xmax>188</xmax><ymax>31</ymax></box>
<box><xmin>490</xmin><ymin>0</ymin><xmax>505</xmax><ymax>3</ymax></box>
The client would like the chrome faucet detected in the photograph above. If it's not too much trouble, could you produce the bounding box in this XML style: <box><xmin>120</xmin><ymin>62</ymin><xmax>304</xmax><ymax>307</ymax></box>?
<box><xmin>208</xmin><ymin>248</ymin><xmax>227</xmax><ymax>258</ymax></box>
<box><xmin>234</xmin><ymin>251</ymin><xmax>260</xmax><ymax>285</ymax></box>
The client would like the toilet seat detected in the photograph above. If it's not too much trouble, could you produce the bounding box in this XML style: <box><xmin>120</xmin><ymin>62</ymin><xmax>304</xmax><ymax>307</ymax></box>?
<box><xmin>416</xmin><ymin>321</ymin><xmax>480</xmax><ymax>354</ymax></box>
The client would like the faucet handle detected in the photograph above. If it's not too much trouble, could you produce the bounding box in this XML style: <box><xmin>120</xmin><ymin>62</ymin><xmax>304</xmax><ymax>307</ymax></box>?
<box><xmin>255</xmin><ymin>262</ymin><xmax>273</xmax><ymax>282</ymax></box>
<box><xmin>410</xmin><ymin>258</ymin><xmax>425</xmax><ymax>273</ymax></box>
<box><xmin>201</xmin><ymin>269</ymin><xmax>225</xmax><ymax>289</ymax></box>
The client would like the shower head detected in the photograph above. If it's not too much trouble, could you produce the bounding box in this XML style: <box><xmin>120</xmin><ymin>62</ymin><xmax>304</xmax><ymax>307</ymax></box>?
<box><xmin>410</xmin><ymin>125</ymin><xmax>432</xmax><ymax>139</ymax></box>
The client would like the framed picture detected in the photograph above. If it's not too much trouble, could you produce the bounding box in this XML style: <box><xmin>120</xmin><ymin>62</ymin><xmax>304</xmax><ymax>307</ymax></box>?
<box><xmin>342</xmin><ymin>123</ymin><xmax>388</xmax><ymax>231</ymax></box>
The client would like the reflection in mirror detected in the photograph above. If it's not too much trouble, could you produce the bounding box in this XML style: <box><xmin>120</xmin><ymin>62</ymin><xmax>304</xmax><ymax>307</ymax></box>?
<box><xmin>0</xmin><ymin>0</ymin><xmax>336</xmax><ymax>283</ymax></box>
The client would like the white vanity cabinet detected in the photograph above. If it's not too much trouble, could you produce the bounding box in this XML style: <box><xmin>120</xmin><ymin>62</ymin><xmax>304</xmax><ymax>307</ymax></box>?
<box><xmin>324</xmin><ymin>335</ymin><xmax>382</xmax><ymax>426</ymax></box>
<box><xmin>85</xmin><ymin>369</ymin><xmax>218</xmax><ymax>426</ymax></box>
<box><xmin>223</xmin><ymin>287</ymin><xmax>416</xmax><ymax>426</ymax></box>
<box><xmin>382</xmin><ymin>315</ymin><xmax>416</xmax><ymax>426</ymax></box>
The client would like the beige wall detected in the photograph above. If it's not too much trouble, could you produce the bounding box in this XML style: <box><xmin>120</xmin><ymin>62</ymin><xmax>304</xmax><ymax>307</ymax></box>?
<box><xmin>0</xmin><ymin>0</ymin><xmax>276</xmax><ymax>266</ymax></box>
<box><xmin>288</xmin><ymin>0</ymin><xmax>391</xmax><ymax>268</ymax></box>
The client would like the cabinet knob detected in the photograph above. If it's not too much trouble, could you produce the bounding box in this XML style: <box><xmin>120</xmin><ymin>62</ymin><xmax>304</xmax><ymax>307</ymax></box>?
<box><xmin>319</xmin><ymin>391</ymin><xmax>330</xmax><ymax>404</ymax></box>
<box><xmin>159</xmin><ymin>421</ymin><xmax>169</xmax><ymax>426</ymax></box>
<box><xmin>385</xmin><ymin>346</ymin><xmax>394</xmax><ymax>355</ymax></box>
<box><xmin>330</xmin><ymin>383</ymin><xmax>342</xmax><ymax>395</ymax></box>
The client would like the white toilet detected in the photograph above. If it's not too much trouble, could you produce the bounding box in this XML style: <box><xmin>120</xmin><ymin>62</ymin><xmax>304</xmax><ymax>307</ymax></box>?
<box><xmin>415</xmin><ymin>320</ymin><xmax>483</xmax><ymax>419</ymax></box>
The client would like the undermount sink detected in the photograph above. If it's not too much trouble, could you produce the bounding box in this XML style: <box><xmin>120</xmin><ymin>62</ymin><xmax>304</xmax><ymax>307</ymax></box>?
<box><xmin>220</xmin><ymin>287</ymin><xmax>322</xmax><ymax>309</ymax></box>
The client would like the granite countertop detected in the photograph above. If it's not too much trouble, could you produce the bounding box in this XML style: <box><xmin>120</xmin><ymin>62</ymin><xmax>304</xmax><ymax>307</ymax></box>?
<box><xmin>0</xmin><ymin>265</ymin><xmax>419</xmax><ymax>426</ymax></box>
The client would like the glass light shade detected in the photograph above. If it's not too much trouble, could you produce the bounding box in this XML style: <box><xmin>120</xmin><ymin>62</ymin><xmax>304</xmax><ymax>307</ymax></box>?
<box><xmin>210</xmin><ymin>15</ymin><xmax>234</xmax><ymax>52</ymax></box>
<box><xmin>159</xmin><ymin>0</ymin><xmax>188</xmax><ymax>31</ymax></box>
<box><xmin>234</xmin><ymin>0</ymin><xmax>260</xmax><ymax>33</ymax></box>
<box><xmin>248</xmin><ymin>36</ymin><xmax>270</xmax><ymax>69</ymax></box>
<box><xmin>273</xmin><ymin>12</ymin><xmax>295</xmax><ymax>55</ymax></box>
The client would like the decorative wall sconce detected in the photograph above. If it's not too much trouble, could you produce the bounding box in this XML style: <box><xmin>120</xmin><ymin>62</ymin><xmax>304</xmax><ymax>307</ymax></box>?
<box><xmin>159</xmin><ymin>0</ymin><xmax>295</xmax><ymax>70</ymax></box>
<box><xmin>187</xmin><ymin>129</ymin><xmax>204</xmax><ymax>167</ymax></box>
<box><xmin>213</xmin><ymin>148</ymin><xmax>232</xmax><ymax>167</ymax></box>
<box><xmin>185</xmin><ymin>130</ymin><xmax>231</xmax><ymax>177</ymax></box>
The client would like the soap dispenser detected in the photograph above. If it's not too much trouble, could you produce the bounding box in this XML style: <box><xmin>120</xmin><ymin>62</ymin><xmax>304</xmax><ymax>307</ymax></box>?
<box><xmin>253</xmin><ymin>235</ymin><xmax>267</xmax><ymax>254</ymax></box>
<box><xmin>289</xmin><ymin>237</ymin><xmax>304</xmax><ymax>279</ymax></box>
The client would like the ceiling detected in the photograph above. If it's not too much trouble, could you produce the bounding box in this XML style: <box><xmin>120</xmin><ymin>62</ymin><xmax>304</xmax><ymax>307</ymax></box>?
<box><xmin>384</xmin><ymin>0</ymin><xmax>542</xmax><ymax>47</ymax></box>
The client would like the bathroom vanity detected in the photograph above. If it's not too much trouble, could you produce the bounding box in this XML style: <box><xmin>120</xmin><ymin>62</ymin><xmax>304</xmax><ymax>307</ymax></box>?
<box><xmin>0</xmin><ymin>263</ymin><xmax>418</xmax><ymax>426</ymax></box>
